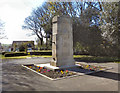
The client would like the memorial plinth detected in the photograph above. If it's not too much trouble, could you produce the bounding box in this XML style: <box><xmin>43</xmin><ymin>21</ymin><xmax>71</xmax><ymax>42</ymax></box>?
<box><xmin>50</xmin><ymin>15</ymin><xmax>75</xmax><ymax>68</ymax></box>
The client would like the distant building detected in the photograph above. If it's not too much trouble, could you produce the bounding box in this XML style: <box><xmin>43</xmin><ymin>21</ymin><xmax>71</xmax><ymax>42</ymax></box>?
<box><xmin>12</xmin><ymin>41</ymin><xmax>34</xmax><ymax>52</ymax></box>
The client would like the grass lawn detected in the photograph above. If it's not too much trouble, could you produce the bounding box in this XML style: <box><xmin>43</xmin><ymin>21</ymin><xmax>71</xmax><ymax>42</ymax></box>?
<box><xmin>1</xmin><ymin>54</ymin><xmax>120</xmax><ymax>63</ymax></box>
<box><xmin>1</xmin><ymin>55</ymin><xmax>52</xmax><ymax>59</ymax></box>
<box><xmin>74</xmin><ymin>55</ymin><xmax>120</xmax><ymax>63</ymax></box>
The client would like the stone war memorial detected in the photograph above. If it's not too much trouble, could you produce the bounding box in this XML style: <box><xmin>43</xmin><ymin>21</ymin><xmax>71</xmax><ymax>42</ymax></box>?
<box><xmin>50</xmin><ymin>15</ymin><xmax>75</xmax><ymax>68</ymax></box>
<box><xmin>23</xmin><ymin>15</ymin><xmax>112</xmax><ymax>80</ymax></box>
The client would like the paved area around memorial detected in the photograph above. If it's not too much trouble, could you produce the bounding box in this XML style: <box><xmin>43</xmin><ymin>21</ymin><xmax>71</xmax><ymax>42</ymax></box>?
<box><xmin>1</xmin><ymin>57</ymin><xmax>119</xmax><ymax>91</ymax></box>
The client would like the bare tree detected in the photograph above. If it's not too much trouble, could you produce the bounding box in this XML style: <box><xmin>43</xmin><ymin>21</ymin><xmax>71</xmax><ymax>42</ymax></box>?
<box><xmin>22</xmin><ymin>14</ymin><xmax>45</xmax><ymax>46</ymax></box>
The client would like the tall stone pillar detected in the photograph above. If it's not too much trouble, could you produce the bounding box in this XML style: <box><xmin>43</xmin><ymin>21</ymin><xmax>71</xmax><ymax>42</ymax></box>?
<box><xmin>50</xmin><ymin>15</ymin><xmax>74</xmax><ymax>67</ymax></box>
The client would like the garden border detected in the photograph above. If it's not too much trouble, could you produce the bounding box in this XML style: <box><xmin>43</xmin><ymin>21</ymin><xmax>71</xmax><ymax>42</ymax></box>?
<box><xmin>22</xmin><ymin>65</ymin><xmax>80</xmax><ymax>81</ymax></box>
<box><xmin>22</xmin><ymin>63</ymin><xmax>113</xmax><ymax>81</ymax></box>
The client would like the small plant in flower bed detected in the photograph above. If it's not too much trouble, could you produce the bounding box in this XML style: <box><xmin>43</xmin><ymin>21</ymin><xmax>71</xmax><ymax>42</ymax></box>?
<box><xmin>25</xmin><ymin>65</ymin><xmax>76</xmax><ymax>79</ymax></box>
<box><xmin>77</xmin><ymin>63</ymin><xmax>106</xmax><ymax>71</ymax></box>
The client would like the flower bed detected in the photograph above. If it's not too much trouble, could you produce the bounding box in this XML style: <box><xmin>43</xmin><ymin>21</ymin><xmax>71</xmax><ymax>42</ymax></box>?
<box><xmin>76</xmin><ymin>63</ymin><xmax>107</xmax><ymax>71</ymax></box>
<box><xmin>23</xmin><ymin>64</ymin><xmax>77</xmax><ymax>79</ymax></box>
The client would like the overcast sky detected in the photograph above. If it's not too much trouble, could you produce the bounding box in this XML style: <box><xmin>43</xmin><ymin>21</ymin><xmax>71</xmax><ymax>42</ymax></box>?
<box><xmin>0</xmin><ymin>0</ymin><xmax>45</xmax><ymax>44</ymax></box>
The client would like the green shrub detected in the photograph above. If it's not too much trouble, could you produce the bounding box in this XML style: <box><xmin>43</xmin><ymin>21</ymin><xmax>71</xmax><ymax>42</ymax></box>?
<box><xmin>19</xmin><ymin>46</ymin><xmax>25</xmax><ymax>52</ymax></box>
<box><xmin>2</xmin><ymin>52</ymin><xmax>7</xmax><ymax>55</ymax></box>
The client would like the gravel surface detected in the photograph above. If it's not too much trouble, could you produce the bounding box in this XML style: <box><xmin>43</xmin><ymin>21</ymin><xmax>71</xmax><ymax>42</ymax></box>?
<box><xmin>1</xmin><ymin>57</ymin><xmax>119</xmax><ymax>91</ymax></box>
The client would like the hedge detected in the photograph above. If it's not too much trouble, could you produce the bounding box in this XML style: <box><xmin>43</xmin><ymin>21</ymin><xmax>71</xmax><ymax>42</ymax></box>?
<box><xmin>4</xmin><ymin>52</ymin><xmax>27</xmax><ymax>57</ymax></box>
<box><xmin>28</xmin><ymin>52</ymin><xmax>52</xmax><ymax>55</ymax></box>
<box><xmin>4</xmin><ymin>51</ymin><xmax>52</xmax><ymax>57</ymax></box>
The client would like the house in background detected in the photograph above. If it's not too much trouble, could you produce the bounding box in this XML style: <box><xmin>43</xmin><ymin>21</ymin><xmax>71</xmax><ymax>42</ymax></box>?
<box><xmin>12</xmin><ymin>41</ymin><xmax>34</xmax><ymax>52</ymax></box>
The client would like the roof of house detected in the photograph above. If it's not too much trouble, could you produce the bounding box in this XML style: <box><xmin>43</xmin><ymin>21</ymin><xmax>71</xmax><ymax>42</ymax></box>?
<box><xmin>12</xmin><ymin>41</ymin><xmax>34</xmax><ymax>46</ymax></box>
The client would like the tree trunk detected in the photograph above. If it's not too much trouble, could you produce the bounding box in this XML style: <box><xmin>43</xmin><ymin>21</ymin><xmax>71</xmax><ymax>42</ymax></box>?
<box><xmin>46</xmin><ymin>37</ymin><xmax>48</xmax><ymax>50</ymax></box>
<box><xmin>40</xmin><ymin>38</ymin><xmax>43</xmax><ymax>46</ymax></box>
